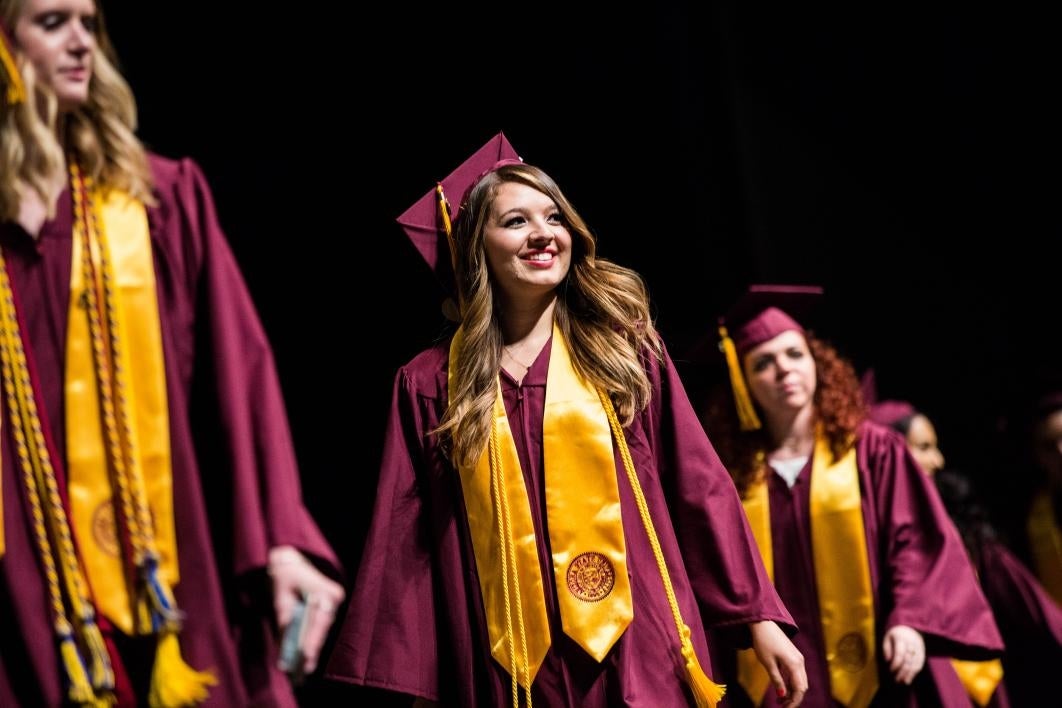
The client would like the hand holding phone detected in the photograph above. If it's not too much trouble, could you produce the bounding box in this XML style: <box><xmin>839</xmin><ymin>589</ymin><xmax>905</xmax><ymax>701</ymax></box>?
<box><xmin>278</xmin><ymin>595</ymin><xmax>308</xmax><ymax>682</ymax></box>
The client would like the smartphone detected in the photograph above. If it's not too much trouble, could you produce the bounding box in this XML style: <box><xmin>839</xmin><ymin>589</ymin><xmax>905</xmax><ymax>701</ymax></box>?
<box><xmin>278</xmin><ymin>596</ymin><xmax>308</xmax><ymax>681</ymax></box>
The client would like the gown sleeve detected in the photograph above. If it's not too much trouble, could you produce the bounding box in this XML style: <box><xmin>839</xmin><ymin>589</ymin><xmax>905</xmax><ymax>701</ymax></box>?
<box><xmin>865</xmin><ymin>424</ymin><xmax>1003</xmax><ymax>659</ymax></box>
<box><xmin>324</xmin><ymin>366</ymin><xmax>440</xmax><ymax>700</ymax></box>
<box><xmin>163</xmin><ymin>157</ymin><xmax>340</xmax><ymax>576</ymax></box>
<box><xmin>647</xmin><ymin>343</ymin><xmax>795</xmax><ymax>638</ymax></box>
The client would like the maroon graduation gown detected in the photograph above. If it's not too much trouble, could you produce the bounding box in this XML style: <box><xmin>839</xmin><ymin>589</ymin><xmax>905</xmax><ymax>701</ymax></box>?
<box><xmin>0</xmin><ymin>155</ymin><xmax>339</xmax><ymax>707</ymax></box>
<box><xmin>975</xmin><ymin>537</ymin><xmax>1062</xmax><ymax>707</ymax></box>
<box><xmin>325</xmin><ymin>338</ymin><xmax>795</xmax><ymax>707</ymax></box>
<box><xmin>714</xmin><ymin>422</ymin><xmax>1004</xmax><ymax>708</ymax></box>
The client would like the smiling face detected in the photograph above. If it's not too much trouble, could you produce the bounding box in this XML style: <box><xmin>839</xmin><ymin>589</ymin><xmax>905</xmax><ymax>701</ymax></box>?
<box><xmin>14</xmin><ymin>0</ymin><xmax>96</xmax><ymax>112</ymax></box>
<box><xmin>743</xmin><ymin>329</ymin><xmax>818</xmax><ymax>421</ymax></box>
<box><xmin>482</xmin><ymin>180</ymin><xmax>572</xmax><ymax>306</ymax></box>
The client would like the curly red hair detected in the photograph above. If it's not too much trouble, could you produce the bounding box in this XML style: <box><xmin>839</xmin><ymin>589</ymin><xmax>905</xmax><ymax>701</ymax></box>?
<box><xmin>700</xmin><ymin>334</ymin><xmax>866</xmax><ymax>497</ymax></box>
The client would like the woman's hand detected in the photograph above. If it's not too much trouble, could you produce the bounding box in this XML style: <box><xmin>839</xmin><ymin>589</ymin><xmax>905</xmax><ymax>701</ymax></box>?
<box><xmin>882</xmin><ymin>624</ymin><xmax>925</xmax><ymax>685</ymax></box>
<box><xmin>750</xmin><ymin>620</ymin><xmax>808</xmax><ymax>706</ymax></box>
<box><xmin>267</xmin><ymin>545</ymin><xmax>346</xmax><ymax>675</ymax></box>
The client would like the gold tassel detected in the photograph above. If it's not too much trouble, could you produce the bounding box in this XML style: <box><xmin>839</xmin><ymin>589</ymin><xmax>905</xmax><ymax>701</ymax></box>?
<box><xmin>718</xmin><ymin>325</ymin><xmax>762</xmax><ymax>431</ymax></box>
<box><xmin>81</xmin><ymin>618</ymin><xmax>115</xmax><ymax>691</ymax></box>
<box><xmin>0</xmin><ymin>32</ymin><xmax>26</xmax><ymax>105</ymax></box>
<box><xmin>680</xmin><ymin>625</ymin><xmax>726</xmax><ymax>708</ymax></box>
<box><xmin>60</xmin><ymin>634</ymin><xmax>97</xmax><ymax>705</ymax></box>
<box><xmin>147</xmin><ymin>631</ymin><xmax>217</xmax><ymax>708</ymax></box>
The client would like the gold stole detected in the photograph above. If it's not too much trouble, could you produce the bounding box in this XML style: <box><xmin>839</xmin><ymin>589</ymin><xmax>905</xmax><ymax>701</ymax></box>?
<box><xmin>1027</xmin><ymin>490</ymin><xmax>1062</xmax><ymax>606</ymax></box>
<box><xmin>450</xmin><ymin>324</ymin><xmax>633</xmax><ymax>689</ymax></box>
<box><xmin>951</xmin><ymin>658</ymin><xmax>1003</xmax><ymax>706</ymax></box>
<box><xmin>65</xmin><ymin>183</ymin><xmax>178</xmax><ymax>635</ymax></box>
<box><xmin>738</xmin><ymin>432</ymin><xmax>878</xmax><ymax>707</ymax></box>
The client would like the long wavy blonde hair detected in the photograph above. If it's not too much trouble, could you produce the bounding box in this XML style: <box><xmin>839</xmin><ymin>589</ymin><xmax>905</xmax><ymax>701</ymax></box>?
<box><xmin>437</xmin><ymin>162</ymin><xmax>663</xmax><ymax>469</ymax></box>
<box><xmin>0</xmin><ymin>0</ymin><xmax>154</xmax><ymax>205</ymax></box>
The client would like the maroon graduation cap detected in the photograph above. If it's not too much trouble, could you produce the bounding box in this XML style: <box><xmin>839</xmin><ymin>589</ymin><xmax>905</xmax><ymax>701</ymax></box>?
<box><xmin>860</xmin><ymin>370</ymin><xmax>917</xmax><ymax>430</ymax></box>
<box><xmin>395</xmin><ymin>132</ymin><xmax>521</xmax><ymax>308</ymax></box>
<box><xmin>717</xmin><ymin>284</ymin><xmax>824</xmax><ymax>430</ymax></box>
<box><xmin>720</xmin><ymin>284</ymin><xmax>824</xmax><ymax>358</ymax></box>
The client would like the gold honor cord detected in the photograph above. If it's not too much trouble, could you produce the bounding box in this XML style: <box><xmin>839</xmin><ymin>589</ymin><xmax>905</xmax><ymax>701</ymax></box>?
<box><xmin>451</xmin><ymin>325</ymin><xmax>723</xmax><ymax>708</ymax></box>
<box><xmin>0</xmin><ymin>250</ymin><xmax>114</xmax><ymax>704</ymax></box>
<box><xmin>450</xmin><ymin>327</ymin><xmax>549</xmax><ymax>705</ymax></box>
<box><xmin>66</xmin><ymin>164</ymin><xmax>215</xmax><ymax>707</ymax></box>
<box><xmin>66</xmin><ymin>164</ymin><xmax>177</xmax><ymax>634</ymax></box>
<box><xmin>1027</xmin><ymin>491</ymin><xmax>1062</xmax><ymax>606</ymax></box>
<box><xmin>598</xmin><ymin>387</ymin><xmax>725</xmax><ymax>708</ymax></box>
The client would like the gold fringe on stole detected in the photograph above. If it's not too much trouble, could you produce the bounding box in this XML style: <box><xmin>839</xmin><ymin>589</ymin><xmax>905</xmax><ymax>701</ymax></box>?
<box><xmin>599</xmin><ymin>389</ymin><xmax>725</xmax><ymax>707</ymax></box>
<box><xmin>1027</xmin><ymin>491</ymin><xmax>1062</xmax><ymax>605</ymax></box>
<box><xmin>718</xmin><ymin>326</ymin><xmax>762</xmax><ymax>431</ymax></box>
<box><xmin>951</xmin><ymin>658</ymin><xmax>1003</xmax><ymax>706</ymax></box>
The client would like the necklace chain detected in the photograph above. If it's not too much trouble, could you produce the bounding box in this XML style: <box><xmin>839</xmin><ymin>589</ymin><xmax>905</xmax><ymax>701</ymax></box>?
<box><xmin>503</xmin><ymin>344</ymin><xmax>534</xmax><ymax>370</ymax></box>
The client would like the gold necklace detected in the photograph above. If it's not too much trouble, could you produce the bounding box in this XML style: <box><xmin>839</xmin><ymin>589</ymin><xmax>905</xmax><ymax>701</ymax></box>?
<box><xmin>503</xmin><ymin>344</ymin><xmax>534</xmax><ymax>370</ymax></box>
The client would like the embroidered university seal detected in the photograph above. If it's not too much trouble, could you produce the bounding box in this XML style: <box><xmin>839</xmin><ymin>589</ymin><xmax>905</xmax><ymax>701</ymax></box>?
<box><xmin>836</xmin><ymin>631</ymin><xmax>869</xmax><ymax>671</ymax></box>
<box><xmin>91</xmin><ymin>501</ymin><xmax>121</xmax><ymax>557</ymax></box>
<box><xmin>566</xmin><ymin>551</ymin><xmax>615</xmax><ymax>602</ymax></box>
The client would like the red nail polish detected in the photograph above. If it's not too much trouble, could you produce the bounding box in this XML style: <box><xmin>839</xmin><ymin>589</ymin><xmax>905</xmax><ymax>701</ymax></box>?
<box><xmin>777</xmin><ymin>687</ymin><xmax>786</xmax><ymax>698</ymax></box>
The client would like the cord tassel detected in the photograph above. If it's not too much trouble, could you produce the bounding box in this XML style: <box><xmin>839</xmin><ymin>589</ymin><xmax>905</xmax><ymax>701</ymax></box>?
<box><xmin>60</xmin><ymin>633</ymin><xmax>98</xmax><ymax>705</ymax></box>
<box><xmin>142</xmin><ymin>557</ymin><xmax>181</xmax><ymax>631</ymax></box>
<box><xmin>148</xmin><ymin>632</ymin><xmax>217</xmax><ymax>708</ymax></box>
<box><xmin>680</xmin><ymin>625</ymin><xmax>726</xmax><ymax>708</ymax></box>
<box><xmin>718</xmin><ymin>325</ymin><xmax>762</xmax><ymax>431</ymax></box>
<box><xmin>80</xmin><ymin>615</ymin><xmax>115</xmax><ymax>691</ymax></box>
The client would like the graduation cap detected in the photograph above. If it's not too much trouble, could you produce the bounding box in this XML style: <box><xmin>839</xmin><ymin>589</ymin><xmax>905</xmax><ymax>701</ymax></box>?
<box><xmin>396</xmin><ymin>132</ymin><xmax>522</xmax><ymax>318</ymax></box>
<box><xmin>860</xmin><ymin>368</ymin><xmax>917</xmax><ymax>430</ymax></box>
<box><xmin>716</xmin><ymin>284</ymin><xmax>824</xmax><ymax>431</ymax></box>
<box><xmin>868</xmin><ymin>400</ymin><xmax>916</xmax><ymax>430</ymax></box>
<box><xmin>1</xmin><ymin>19</ymin><xmax>26</xmax><ymax>105</ymax></box>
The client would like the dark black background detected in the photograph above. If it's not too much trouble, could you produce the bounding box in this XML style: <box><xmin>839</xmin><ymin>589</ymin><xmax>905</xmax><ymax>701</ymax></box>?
<box><xmin>104</xmin><ymin>4</ymin><xmax>1058</xmax><ymax>704</ymax></box>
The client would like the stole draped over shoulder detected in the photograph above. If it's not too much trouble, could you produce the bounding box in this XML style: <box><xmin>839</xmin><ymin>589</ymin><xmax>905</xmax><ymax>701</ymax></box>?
<box><xmin>326</xmin><ymin>336</ymin><xmax>794</xmax><ymax>707</ymax></box>
<box><xmin>0</xmin><ymin>155</ymin><xmax>340</xmax><ymax>707</ymax></box>
<box><xmin>715</xmin><ymin>422</ymin><xmax>1004</xmax><ymax>708</ymax></box>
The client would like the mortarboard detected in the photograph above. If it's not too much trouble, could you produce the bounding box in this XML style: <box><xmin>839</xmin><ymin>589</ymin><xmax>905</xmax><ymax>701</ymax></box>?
<box><xmin>396</xmin><ymin>132</ymin><xmax>521</xmax><ymax>315</ymax></box>
<box><xmin>868</xmin><ymin>400</ymin><xmax>916</xmax><ymax>430</ymax></box>
<box><xmin>0</xmin><ymin>19</ymin><xmax>26</xmax><ymax>105</ymax></box>
<box><xmin>860</xmin><ymin>368</ymin><xmax>917</xmax><ymax>430</ymax></box>
<box><xmin>716</xmin><ymin>284</ymin><xmax>824</xmax><ymax>431</ymax></box>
